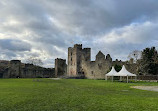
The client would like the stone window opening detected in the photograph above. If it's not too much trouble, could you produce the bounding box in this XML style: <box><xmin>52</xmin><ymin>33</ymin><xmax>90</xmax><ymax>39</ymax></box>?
<box><xmin>98</xmin><ymin>64</ymin><xmax>102</xmax><ymax>69</ymax></box>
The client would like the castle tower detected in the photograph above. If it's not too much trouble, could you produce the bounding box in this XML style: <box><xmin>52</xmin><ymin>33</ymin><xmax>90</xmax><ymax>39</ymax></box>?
<box><xmin>8</xmin><ymin>60</ymin><xmax>21</xmax><ymax>78</ymax></box>
<box><xmin>67</xmin><ymin>44</ymin><xmax>91</xmax><ymax>76</ymax></box>
<box><xmin>55</xmin><ymin>58</ymin><xmax>67</xmax><ymax>77</ymax></box>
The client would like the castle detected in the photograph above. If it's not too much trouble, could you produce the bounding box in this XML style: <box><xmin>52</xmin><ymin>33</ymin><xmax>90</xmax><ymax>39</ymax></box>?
<box><xmin>55</xmin><ymin>44</ymin><xmax>138</xmax><ymax>79</ymax></box>
<box><xmin>0</xmin><ymin>44</ymin><xmax>137</xmax><ymax>79</ymax></box>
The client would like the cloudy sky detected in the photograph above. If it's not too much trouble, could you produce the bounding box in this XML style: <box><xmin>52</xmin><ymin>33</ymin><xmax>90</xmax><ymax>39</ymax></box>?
<box><xmin>0</xmin><ymin>0</ymin><xmax>158</xmax><ymax>67</ymax></box>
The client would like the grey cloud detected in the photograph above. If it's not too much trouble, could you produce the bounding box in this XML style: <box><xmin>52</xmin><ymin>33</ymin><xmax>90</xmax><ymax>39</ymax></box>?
<box><xmin>0</xmin><ymin>39</ymin><xmax>31</xmax><ymax>52</ymax></box>
<box><xmin>92</xmin><ymin>21</ymin><xmax>158</xmax><ymax>61</ymax></box>
<box><xmin>0</xmin><ymin>0</ymin><xmax>158</xmax><ymax>67</ymax></box>
<box><xmin>40</xmin><ymin>0</ymin><xmax>158</xmax><ymax>35</ymax></box>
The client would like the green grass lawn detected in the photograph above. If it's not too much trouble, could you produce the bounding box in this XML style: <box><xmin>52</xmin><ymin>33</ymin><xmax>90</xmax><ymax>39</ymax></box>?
<box><xmin>0</xmin><ymin>79</ymin><xmax>158</xmax><ymax>111</ymax></box>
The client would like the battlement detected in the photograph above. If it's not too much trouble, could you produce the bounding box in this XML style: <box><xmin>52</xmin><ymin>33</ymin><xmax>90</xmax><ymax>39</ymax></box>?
<box><xmin>74</xmin><ymin>44</ymin><xmax>82</xmax><ymax>49</ymax></box>
<box><xmin>68</xmin><ymin>47</ymin><xmax>73</xmax><ymax>49</ymax></box>
<box><xmin>83</xmin><ymin>48</ymin><xmax>90</xmax><ymax>49</ymax></box>
<box><xmin>83</xmin><ymin>48</ymin><xmax>91</xmax><ymax>51</ymax></box>
<box><xmin>25</xmin><ymin>64</ymin><xmax>34</xmax><ymax>68</ymax></box>
<box><xmin>56</xmin><ymin>58</ymin><xmax>66</xmax><ymax>61</ymax></box>
<box><xmin>10</xmin><ymin>60</ymin><xmax>21</xmax><ymax>64</ymax></box>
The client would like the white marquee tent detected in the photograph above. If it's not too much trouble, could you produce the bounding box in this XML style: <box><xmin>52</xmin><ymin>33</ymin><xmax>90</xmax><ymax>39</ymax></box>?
<box><xmin>116</xmin><ymin>65</ymin><xmax>137</xmax><ymax>83</ymax></box>
<box><xmin>105</xmin><ymin>66</ymin><xmax>117</xmax><ymax>82</ymax></box>
<box><xmin>105</xmin><ymin>65</ymin><xmax>137</xmax><ymax>83</ymax></box>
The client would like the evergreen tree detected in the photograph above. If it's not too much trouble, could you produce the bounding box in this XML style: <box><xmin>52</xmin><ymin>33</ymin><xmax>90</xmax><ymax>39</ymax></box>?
<box><xmin>139</xmin><ymin>47</ymin><xmax>158</xmax><ymax>75</ymax></box>
<box><xmin>114</xmin><ymin>64</ymin><xmax>122</xmax><ymax>72</ymax></box>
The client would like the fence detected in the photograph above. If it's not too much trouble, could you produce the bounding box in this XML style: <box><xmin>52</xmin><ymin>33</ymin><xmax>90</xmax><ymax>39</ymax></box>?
<box><xmin>137</xmin><ymin>75</ymin><xmax>158</xmax><ymax>81</ymax></box>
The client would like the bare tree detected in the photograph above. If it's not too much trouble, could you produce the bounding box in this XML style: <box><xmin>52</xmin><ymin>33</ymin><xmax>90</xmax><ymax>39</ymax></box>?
<box><xmin>26</xmin><ymin>56</ymin><xmax>43</xmax><ymax>66</ymax></box>
<box><xmin>128</xmin><ymin>50</ymin><xmax>142</xmax><ymax>63</ymax></box>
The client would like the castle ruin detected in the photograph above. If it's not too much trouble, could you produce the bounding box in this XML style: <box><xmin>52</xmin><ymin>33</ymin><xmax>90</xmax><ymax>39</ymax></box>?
<box><xmin>55</xmin><ymin>44</ymin><xmax>138</xmax><ymax>79</ymax></box>
<box><xmin>0</xmin><ymin>44</ymin><xmax>137</xmax><ymax>79</ymax></box>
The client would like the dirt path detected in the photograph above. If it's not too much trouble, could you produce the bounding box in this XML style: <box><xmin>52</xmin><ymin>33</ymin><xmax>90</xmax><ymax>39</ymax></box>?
<box><xmin>131</xmin><ymin>86</ymin><xmax>158</xmax><ymax>92</ymax></box>
<box><xmin>49</xmin><ymin>78</ymin><xmax>61</xmax><ymax>80</ymax></box>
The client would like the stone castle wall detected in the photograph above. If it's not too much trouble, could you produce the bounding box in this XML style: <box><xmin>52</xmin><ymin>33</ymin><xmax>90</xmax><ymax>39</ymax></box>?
<box><xmin>2</xmin><ymin>60</ymin><xmax>55</xmax><ymax>78</ymax></box>
<box><xmin>81</xmin><ymin>51</ymin><xmax>112</xmax><ymax>79</ymax></box>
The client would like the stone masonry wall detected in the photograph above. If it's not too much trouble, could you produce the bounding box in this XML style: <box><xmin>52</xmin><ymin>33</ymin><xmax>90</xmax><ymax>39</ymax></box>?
<box><xmin>81</xmin><ymin>51</ymin><xmax>112</xmax><ymax>79</ymax></box>
<box><xmin>55</xmin><ymin>58</ymin><xmax>67</xmax><ymax>77</ymax></box>
<box><xmin>2</xmin><ymin>60</ymin><xmax>55</xmax><ymax>78</ymax></box>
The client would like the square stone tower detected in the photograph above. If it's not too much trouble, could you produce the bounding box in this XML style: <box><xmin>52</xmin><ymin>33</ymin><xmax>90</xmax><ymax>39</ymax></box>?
<box><xmin>8</xmin><ymin>60</ymin><xmax>21</xmax><ymax>78</ymax></box>
<box><xmin>55</xmin><ymin>58</ymin><xmax>67</xmax><ymax>77</ymax></box>
<box><xmin>67</xmin><ymin>44</ymin><xmax>91</xmax><ymax>76</ymax></box>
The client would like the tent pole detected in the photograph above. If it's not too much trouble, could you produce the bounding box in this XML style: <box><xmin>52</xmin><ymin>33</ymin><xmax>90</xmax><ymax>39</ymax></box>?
<box><xmin>105</xmin><ymin>75</ymin><xmax>107</xmax><ymax>81</ymax></box>
<box><xmin>112</xmin><ymin>76</ymin><xmax>113</xmax><ymax>82</ymax></box>
<box><xmin>120</xmin><ymin>76</ymin><xmax>122</xmax><ymax>81</ymax></box>
<box><xmin>127</xmin><ymin>76</ymin><xmax>128</xmax><ymax>83</ymax></box>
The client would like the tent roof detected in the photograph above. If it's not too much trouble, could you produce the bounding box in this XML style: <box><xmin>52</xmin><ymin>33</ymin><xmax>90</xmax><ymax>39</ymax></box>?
<box><xmin>115</xmin><ymin>65</ymin><xmax>136</xmax><ymax>76</ymax></box>
<box><xmin>106</xmin><ymin>66</ymin><xmax>117</xmax><ymax>76</ymax></box>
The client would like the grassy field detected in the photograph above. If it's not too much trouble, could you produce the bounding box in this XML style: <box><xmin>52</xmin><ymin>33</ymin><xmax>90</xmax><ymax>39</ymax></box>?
<box><xmin>0</xmin><ymin>79</ymin><xmax>158</xmax><ymax>111</ymax></box>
